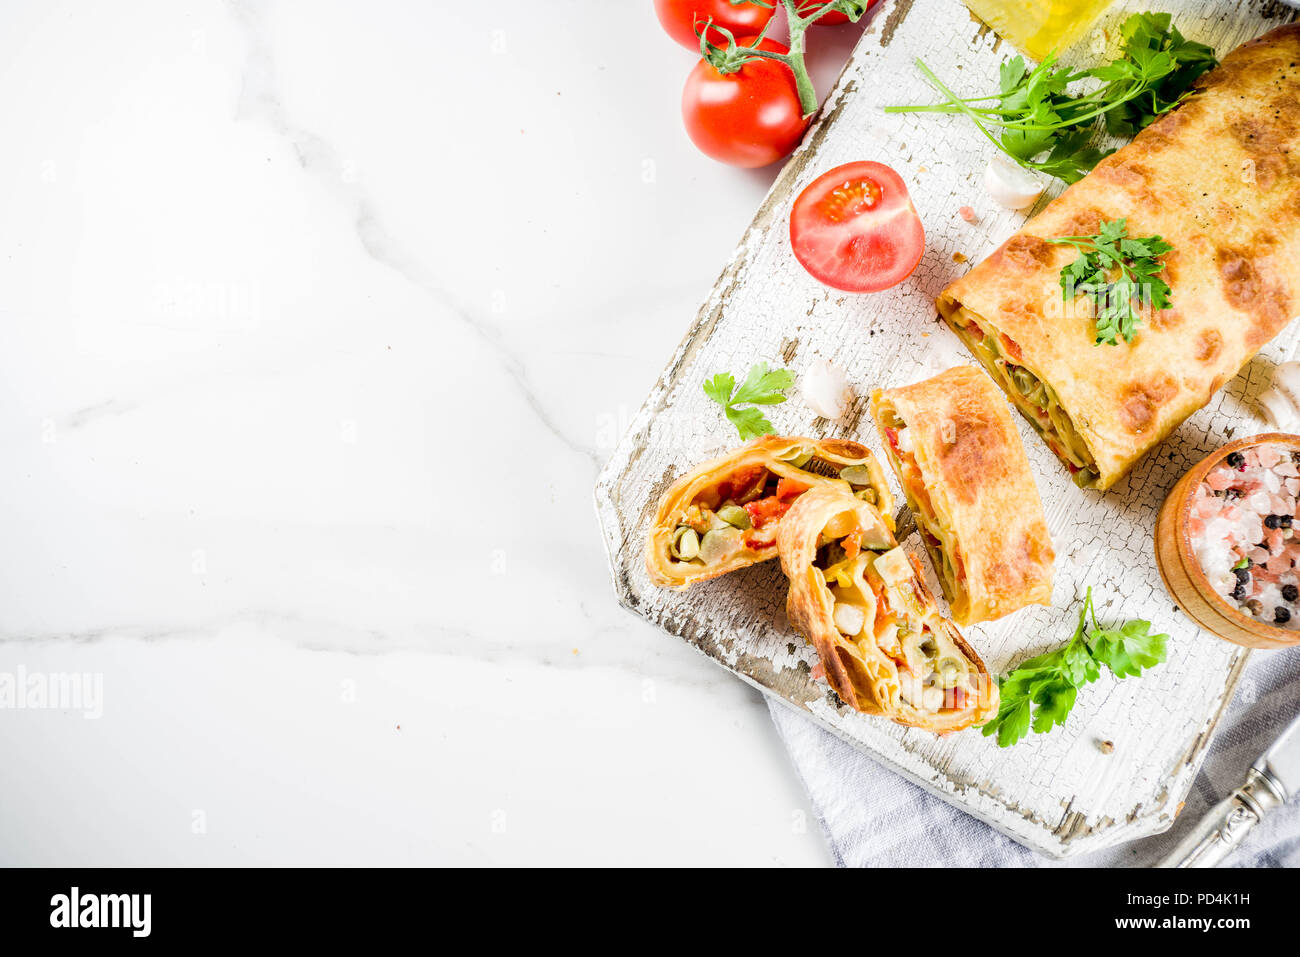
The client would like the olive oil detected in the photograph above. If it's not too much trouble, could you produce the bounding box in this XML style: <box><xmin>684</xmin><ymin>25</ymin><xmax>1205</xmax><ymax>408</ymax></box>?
<box><xmin>964</xmin><ymin>0</ymin><xmax>1113</xmax><ymax>60</ymax></box>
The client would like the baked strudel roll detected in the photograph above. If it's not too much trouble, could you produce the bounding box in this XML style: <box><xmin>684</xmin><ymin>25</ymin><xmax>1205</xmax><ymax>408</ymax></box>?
<box><xmin>938</xmin><ymin>25</ymin><xmax>1300</xmax><ymax>490</ymax></box>
<box><xmin>870</xmin><ymin>367</ymin><xmax>1054</xmax><ymax>625</ymax></box>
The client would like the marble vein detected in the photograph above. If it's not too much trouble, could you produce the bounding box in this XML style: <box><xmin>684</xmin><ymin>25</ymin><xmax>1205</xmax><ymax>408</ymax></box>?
<box><xmin>0</xmin><ymin>610</ymin><xmax>737</xmax><ymax>690</ymax></box>
<box><xmin>225</xmin><ymin>0</ymin><xmax>600</xmax><ymax>469</ymax></box>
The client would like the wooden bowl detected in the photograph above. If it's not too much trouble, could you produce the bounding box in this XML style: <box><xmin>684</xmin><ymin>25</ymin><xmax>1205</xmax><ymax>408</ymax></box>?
<box><xmin>1154</xmin><ymin>433</ymin><xmax>1300</xmax><ymax>649</ymax></box>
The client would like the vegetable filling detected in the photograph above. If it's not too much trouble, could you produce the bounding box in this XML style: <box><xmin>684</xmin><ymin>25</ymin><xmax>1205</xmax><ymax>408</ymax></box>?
<box><xmin>668</xmin><ymin>456</ymin><xmax>881</xmax><ymax>567</ymax></box>
<box><xmin>877</xmin><ymin>413</ymin><xmax>966</xmax><ymax>605</ymax></box>
<box><xmin>813</xmin><ymin>520</ymin><xmax>977</xmax><ymax>715</ymax></box>
<box><xmin>950</xmin><ymin>307</ymin><xmax>1100</xmax><ymax>487</ymax></box>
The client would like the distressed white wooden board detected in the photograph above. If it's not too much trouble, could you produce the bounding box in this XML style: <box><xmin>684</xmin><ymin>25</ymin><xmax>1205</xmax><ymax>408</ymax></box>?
<box><xmin>595</xmin><ymin>0</ymin><xmax>1300</xmax><ymax>857</ymax></box>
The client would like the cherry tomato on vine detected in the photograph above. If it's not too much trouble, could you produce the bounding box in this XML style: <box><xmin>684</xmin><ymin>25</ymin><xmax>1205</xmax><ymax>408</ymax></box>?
<box><xmin>681</xmin><ymin>36</ymin><xmax>809</xmax><ymax>168</ymax></box>
<box><xmin>654</xmin><ymin>0</ymin><xmax>776</xmax><ymax>50</ymax></box>
<box><xmin>789</xmin><ymin>161</ymin><xmax>925</xmax><ymax>292</ymax></box>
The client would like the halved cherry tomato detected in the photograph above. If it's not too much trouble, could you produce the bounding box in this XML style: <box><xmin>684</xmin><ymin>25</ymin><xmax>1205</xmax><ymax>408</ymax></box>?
<box><xmin>744</xmin><ymin>495</ymin><xmax>792</xmax><ymax>529</ymax></box>
<box><xmin>654</xmin><ymin>0</ymin><xmax>776</xmax><ymax>50</ymax></box>
<box><xmin>775</xmin><ymin>478</ymin><xmax>810</xmax><ymax>501</ymax></box>
<box><xmin>715</xmin><ymin>465</ymin><xmax>766</xmax><ymax>503</ymax></box>
<box><xmin>797</xmin><ymin>0</ymin><xmax>880</xmax><ymax>26</ymax></box>
<box><xmin>999</xmin><ymin>332</ymin><xmax>1023</xmax><ymax>362</ymax></box>
<box><xmin>682</xmin><ymin>37</ymin><xmax>809</xmax><ymax>168</ymax></box>
<box><xmin>789</xmin><ymin>161</ymin><xmax>925</xmax><ymax>292</ymax></box>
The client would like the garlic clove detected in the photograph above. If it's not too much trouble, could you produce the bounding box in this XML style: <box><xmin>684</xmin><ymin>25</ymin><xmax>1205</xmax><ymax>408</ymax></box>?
<box><xmin>983</xmin><ymin>155</ymin><xmax>1047</xmax><ymax>210</ymax></box>
<box><xmin>1258</xmin><ymin>360</ymin><xmax>1300</xmax><ymax>431</ymax></box>
<box><xmin>801</xmin><ymin>357</ymin><xmax>852</xmax><ymax>420</ymax></box>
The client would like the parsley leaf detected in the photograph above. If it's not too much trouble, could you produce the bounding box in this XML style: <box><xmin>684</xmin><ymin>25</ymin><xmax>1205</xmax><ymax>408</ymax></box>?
<box><xmin>981</xmin><ymin>588</ymin><xmax>1169</xmax><ymax>748</ymax></box>
<box><xmin>1089</xmin><ymin>619</ymin><xmax>1168</xmax><ymax>678</ymax></box>
<box><xmin>886</xmin><ymin>13</ymin><xmax>1216</xmax><ymax>185</ymax></box>
<box><xmin>1031</xmin><ymin>129</ymin><xmax>1110</xmax><ymax>184</ymax></box>
<box><xmin>703</xmin><ymin>362</ymin><xmax>794</xmax><ymax>440</ymax></box>
<box><xmin>1105</xmin><ymin>12</ymin><xmax>1216</xmax><ymax>136</ymax></box>
<box><xmin>731</xmin><ymin>362</ymin><xmax>795</xmax><ymax>405</ymax></box>
<box><xmin>994</xmin><ymin>697</ymin><xmax>1032</xmax><ymax>748</ymax></box>
<box><xmin>1047</xmin><ymin>219</ymin><xmax>1173</xmax><ymax>346</ymax></box>
<box><xmin>1031</xmin><ymin>680</ymin><xmax>1078</xmax><ymax>734</ymax></box>
<box><xmin>1098</xmin><ymin>218</ymin><xmax>1128</xmax><ymax>245</ymax></box>
<box><xmin>702</xmin><ymin>371</ymin><xmax>736</xmax><ymax>407</ymax></box>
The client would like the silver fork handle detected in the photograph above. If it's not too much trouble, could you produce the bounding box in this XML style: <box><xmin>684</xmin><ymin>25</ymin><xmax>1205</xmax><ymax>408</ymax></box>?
<box><xmin>1157</xmin><ymin>768</ymin><xmax>1285</xmax><ymax>868</ymax></box>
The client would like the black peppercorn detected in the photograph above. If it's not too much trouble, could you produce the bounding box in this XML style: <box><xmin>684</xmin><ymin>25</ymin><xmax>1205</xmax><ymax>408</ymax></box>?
<box><xmin>1266</xmin><ymin>514</ymin><xmax>1284</xmax><ymax>529</ymax></box>
<box><xmin>1276</xmin><ymin>607</ymin><xmax>1291</xmax><ymax>624</ymax></box>
<box><xmin>1235</xmin><ymin>566</ymin><xmax>1251</xmax><ymax>583</ymax></box>
<box><xmin>1285</xmin><ymin>584</ymin><xmax>1299</xmax><ymax>602</ymax></box>
<box><xmin>1232</xmin><ymin>581</ymin><xmax>1247</xmax><ymax>601</ymax></box>
<box><xmin>1227</xmin><ymin>452</ymin><xmax>1246</xmax><ymax>468</ymax></box>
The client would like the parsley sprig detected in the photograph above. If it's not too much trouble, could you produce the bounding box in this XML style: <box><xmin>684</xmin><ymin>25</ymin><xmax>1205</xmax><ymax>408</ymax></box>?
<box><xmin>1048</xmin><ymin>218</ymin><xmax>1172</xmax><ymax>345</ymax></box>
<box><xmin>982</xmin><ymin>587</ymin><xmax>1168</xmax><ymax>748</ymax></box>
<box><xmin>703</xmin><ymin>362</ymin><xmax>795</xmax><ymax>440</ymax></box>
<box><xmin>887</xmin><ymin>13</ymin><xmax>1216</xmax><ymax>184</ymax></box>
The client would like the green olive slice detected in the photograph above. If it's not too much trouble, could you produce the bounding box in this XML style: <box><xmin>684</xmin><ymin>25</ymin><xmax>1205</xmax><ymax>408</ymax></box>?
<box><xmin>777</xmin><ymin>446</ymin><xmax>814</xmax><ymax>467</ymax></box>
<box><xmin>839</xmin><ymin>464</ymin><xmax>875</xmax><ymax>486</ymax></box>
<box><xmin>716</xmin><ymin>504</ymin><xmax>752</xmax><ymax>529</ymax></box>
<box><xmin>935</xmin><ymin>657</ymin><xmax>964</xmax><ymax>689</ymax></box>
<box><xmin>670</xmin><ymin>526</ymin><xmax>700</xmax><ymax>561</ymax></box>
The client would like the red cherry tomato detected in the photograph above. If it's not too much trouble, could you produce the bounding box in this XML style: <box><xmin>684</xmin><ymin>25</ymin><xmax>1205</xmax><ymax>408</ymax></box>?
<box><xmin>744</xmin><ymin>495</ymin><xmax>792</xmax><ymax>529</ymax></box>
<box><xmin>775</xmin><ymin>479</ymin><xmax>810</xmax><ymax>501</ymax></box>
<box><xmin>654</xmin><ymin>0</ymin><xmax>776</xmax><ymax>50</ymax></box>
<box><xmin>789</xmin><ymin>161</ymin><xmax>926</xmax><ymax>292</ymax></box>
<box><xmin>797</xmin><ymin>0</ymin><xmax>880</xmax><ymax>26</ymax></box>
<box><xmin>681</xmin><ymin>37</ymin><xmax>809</xmax><ymax>168</ymax></box>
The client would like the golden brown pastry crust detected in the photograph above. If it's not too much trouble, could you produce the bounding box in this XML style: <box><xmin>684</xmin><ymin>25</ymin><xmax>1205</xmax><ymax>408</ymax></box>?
<box><xmin>938</xmin><ymin>24</ymin><xmax>1300</xmax><ymax>490</ymax></box>
<box><xmin>870</xmin><ymin>367</ymin><xmax>1054</xmax><ymax>625</ymax></box>
<box><xmin>776</xmin><ymin>487</ymin><xmax>998</xmax><ymax>732</ymax></box>
<box><xmin>645</xmin><ymin>435</ymin><xmax>894</xmax><ymax>589</ymax></box>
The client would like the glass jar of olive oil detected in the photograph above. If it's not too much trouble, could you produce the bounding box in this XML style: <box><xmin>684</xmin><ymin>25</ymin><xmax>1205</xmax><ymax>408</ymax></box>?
<box><xmin>964</xmin><ymin>0</ymin><xmax>1113</xmax><ymax>60</ymax></box>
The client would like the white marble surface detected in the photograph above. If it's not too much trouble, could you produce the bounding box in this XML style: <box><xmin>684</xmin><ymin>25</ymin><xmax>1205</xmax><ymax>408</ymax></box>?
<box><xmin>0</xmin><ymin>0</ymin><xmax>879</xmax><ymax>865</ymax></box>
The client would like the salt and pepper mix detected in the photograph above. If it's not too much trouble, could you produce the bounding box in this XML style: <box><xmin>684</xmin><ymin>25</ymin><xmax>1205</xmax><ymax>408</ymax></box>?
<box><xmin>1190</xmin><ymin>443</ymin><xmax>1300</xmax><ymax>629</ymax></box>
